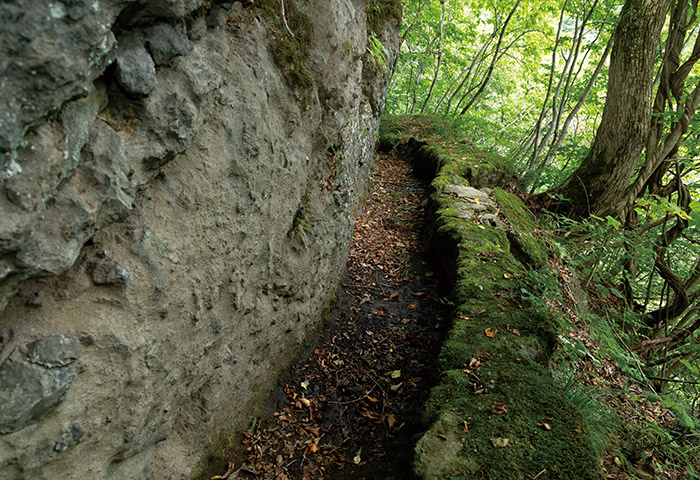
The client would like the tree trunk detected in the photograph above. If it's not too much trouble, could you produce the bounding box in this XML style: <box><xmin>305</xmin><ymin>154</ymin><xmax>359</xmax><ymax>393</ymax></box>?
<box><xmin>459</xmin><ymin>0</ymin><xmax>522</xmax><ymax>116</ymax></box>
<box><xmin>420</xmin><ymin>0</ymin><xmax>446</xmax><ymax>113</ymax></box>
<box><xmin>553</xmin><ymin>0</ymin><xmax>672</xmax><ymax>219</ymax></box>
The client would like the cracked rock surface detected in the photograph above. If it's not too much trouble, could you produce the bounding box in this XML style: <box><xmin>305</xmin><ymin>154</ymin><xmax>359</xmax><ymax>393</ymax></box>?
<box><xmin>0</xmin><ymin>1</ymin><xmax>400</xmax><ymax>478</ymax></box>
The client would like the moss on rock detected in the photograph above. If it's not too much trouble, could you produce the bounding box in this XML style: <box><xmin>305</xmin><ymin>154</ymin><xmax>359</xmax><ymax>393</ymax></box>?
<box><xmin>380</xmin><ymin>115</ymin><xmax>604</xmax><ymax>480</ymax></box>
<box><xmin>366</xmin><ymin>0</ymin><xmax>402</xmax><ymax>36</ymax></box>
<box><xmin>254</xmin><ymin>0</ymin><xmax>314</xmax><ymax>109</ymax></box>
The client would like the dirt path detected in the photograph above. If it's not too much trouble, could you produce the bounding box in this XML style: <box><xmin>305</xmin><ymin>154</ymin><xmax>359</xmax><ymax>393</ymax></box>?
<box><xmin>222</xmin><ymin>149</ymin><xmax>448</xmax><ymax>480</ymax></box>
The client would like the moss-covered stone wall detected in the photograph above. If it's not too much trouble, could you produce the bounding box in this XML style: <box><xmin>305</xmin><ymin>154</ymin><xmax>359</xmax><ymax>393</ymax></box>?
<box><xmin>379</xmin><ymin>116</ymin><xmax>604</xmax><ymax>480</ymax></box>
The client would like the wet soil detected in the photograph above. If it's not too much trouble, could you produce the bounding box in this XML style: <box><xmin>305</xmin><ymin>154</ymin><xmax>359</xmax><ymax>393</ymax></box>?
<box><xmin>220</xmin><ymin>149</ymin><xmax>449</xmax><ymax>480</ymax></box>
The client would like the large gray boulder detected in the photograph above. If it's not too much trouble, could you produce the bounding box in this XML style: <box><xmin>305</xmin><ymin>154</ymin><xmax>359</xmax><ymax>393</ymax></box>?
<box><xmin>0</xmin><ymin>0</ymin><xmax>400</xmax><ymax>478</ymax></box>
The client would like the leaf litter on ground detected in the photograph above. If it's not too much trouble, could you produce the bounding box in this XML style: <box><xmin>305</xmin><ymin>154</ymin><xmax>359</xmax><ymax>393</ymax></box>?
<box><xmin>219</xmin><ymin>148</ymin><xmax>450</xmax><ymax>480</ymax></box>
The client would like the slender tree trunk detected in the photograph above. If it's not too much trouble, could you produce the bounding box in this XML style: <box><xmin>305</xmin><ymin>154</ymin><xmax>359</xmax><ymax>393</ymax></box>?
<box><xmin>529</xmin><ymin>0</ymin><xmax>568</xmax><ymax>170</ymax></box>
<box><xmin>401</xmin><ymin>0</ymin><xmax>431</xmax><ymax>42</ymax></box>
<box><xmin>437</xmin><ymin>28</ymin><xmax>497</xmax><ymax>115</ymax></box>
<box><xmin>540</xmin><ymin>38</ymin><xmax>613</xmax><ymax>170</ymax></box>
<box><xmin>553</xmin><ymin>0</ymin><xmax>673</xmax><ymax>219</ymax></box>
<box><xmin>420</xmin><ymin>0</ymin><xmax>446</xmax><ymax>113</ymax></box>
<box><xmin>459</xmin><ymin>0</ymin><xmax>522</xmax><ymax>116</ymax></box>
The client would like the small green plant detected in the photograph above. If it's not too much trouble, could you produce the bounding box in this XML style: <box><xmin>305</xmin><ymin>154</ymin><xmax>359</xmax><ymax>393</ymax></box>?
<box><xmin>366</xmin><ymin>33</ymin><xmax>389</xmax><ymax>72</ymax></box>
<box><xmin>557</xmin><ymin>372</ymin><xmax>618</xmax><ymax>455</ymax></box>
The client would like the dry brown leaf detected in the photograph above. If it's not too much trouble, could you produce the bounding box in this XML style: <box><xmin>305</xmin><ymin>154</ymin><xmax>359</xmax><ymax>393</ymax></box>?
<box><xmin>485</xmin><ymin>328</ymin><xmax>498</xmax><ymax>338</ymax></box>
<box><xmin>408</xmin><ymin>303</ymin><xmax>417</xmax><ymax>310</ymax></box>
<box><xmin>492</xmin><ymin>401</ymin><xmax>507</xmax><ymax>414</ymax></box>
<box><xmin>386</xmin><ymin>413</ymin><xmax>397</xmax><ymax>429</ymax></box>
<box><xmin>462</xmin><ymin>420</ymin><xmax>469</xmax><ymax>433</ymax></box>
<box><xmin>506</xmin><ymin>324</ymin><xmax>521</xmax><ymax>336</ymax></box>
<box><xmin>537</xmin><ymin>422</ymin><xmax>552</xmax><ymax>431</ymax></box>
<box><xmin>305</xmin><ymin>443</ymin><xmax>318</xmax><ymax>453</ymax></box>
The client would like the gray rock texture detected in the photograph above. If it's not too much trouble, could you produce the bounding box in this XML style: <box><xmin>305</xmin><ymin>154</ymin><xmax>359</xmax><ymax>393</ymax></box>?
<box><xmin>0</xmin><ymin>0</ymin><xmax>400</xmax><ymax>478</ymax></box>
<box><xmin>0</xmin><ymin>335</ymin><xmax>81</xmax><ymax>434</ymax></box>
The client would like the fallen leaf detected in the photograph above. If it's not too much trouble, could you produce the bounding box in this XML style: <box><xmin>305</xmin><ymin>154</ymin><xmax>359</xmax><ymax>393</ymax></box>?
<box><xmin>462</xmin><ymin>421</ymin><xmax>469</xmax><ymax>433</ymax></box>
<box><xmin>386</xmin><ymin>413</ymin><xmax>397</xmax><ymax>429</ymax></box>
<box><xmin>537</xmin><ymin>422</ymin><xmax>552</xmax><ymax>431</ymax></box>
<box><xmin>408</xmin><ymin>303</ymin><xmax>417</xmax><ymax>310</ymax></box>
<box><xmin>468</xmin><ymin>357</ymin><xmax>480</xmax><ymax>369</ymax></box>
<box><xmin>389</xmin><ymin>292</ymin><xmax>399</xmax><ymax>300</ymax></box>
<box><xmin>458</xmin><ymin>313</ymin><xmax>470</xmax><ymax>320</ymax></box>
<box><xmin>425</xmin><ymin>271</ymin><xmax>434</xmax><ymax>277</ymax></box>
<box><xmin>391</xmin><ymin>369</ymin><xmax>401</xmax><ymax>379</ymax></box>
<box><xmin>492</xmin><ymin>401</ymin><xmax>507</xmax><ymax>414</ymax></box>
<box><xmin>485</xmin><ymin>328</ymin><xmax>498</xmax><ymax>338</ymax></box>
<box><xmin>474</xmin><ymin>197</ymin><xmax>481</xmax><ymax>205</ymax></box>
<box><xmin>300</xmin><ymin>398</ymin><xmax>311</xmax><ymax>407</ymax></box>
<box><xmin>437</xmin><ymin>434</ymin><xmax>447</xmax><ymax>440</ymax></box>
<box><xmin>306</xmin><ymin>443</ymin><xmax>318</xmax><ymax>453</ymax></box>
<box><xmin>412</xmin><ymin>292</ymin><xmax>426</xmax><ymax>297</ymax></box>
<box><xmin>300</xmin><ymin>380</ymin><xmax>309</xmax><ymax>390</ymax></box>
<box><xmin>490</xmin><ymin>437</ymin><xmax>510</xmax><ymax>448</ymax></box>
<box><xmin>390</xmin><ymin>382</ymin><xmax>403</xmax><ymax>392</ymax></box>
<box><xmin>503</xmin><ymin>273</ymin><xmax>512</xmax><ymax>279</ymax></box>
<box><xmin>366</xmin><ymin>395</ymin><xmax>378</xmax><ymax>403</ymax></box>
<box><xmin>373</xmin><ymin>310</ymin><xmax>387</xmax><ymax>317</ymax></box>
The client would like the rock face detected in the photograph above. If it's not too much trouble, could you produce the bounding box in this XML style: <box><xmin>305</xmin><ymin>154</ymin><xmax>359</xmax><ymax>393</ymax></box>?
<box><xmin>0</xmin><ymin>1</ymin><xmax>400</xmax><ymax>478</ymax></box>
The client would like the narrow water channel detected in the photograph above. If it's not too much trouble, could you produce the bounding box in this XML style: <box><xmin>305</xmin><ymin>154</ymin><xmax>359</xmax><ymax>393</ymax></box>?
<box><xmin>225</xmin><ymin>148</ymin><xmax>449</xmax><ymax>480</ymax></box>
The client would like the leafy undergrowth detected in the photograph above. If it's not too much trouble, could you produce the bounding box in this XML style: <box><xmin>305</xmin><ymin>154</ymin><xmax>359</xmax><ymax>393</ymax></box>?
<box><xmin>203</xmin><ymin>147</ymin><xmax>450</xmax><ymax>479</ymax></box>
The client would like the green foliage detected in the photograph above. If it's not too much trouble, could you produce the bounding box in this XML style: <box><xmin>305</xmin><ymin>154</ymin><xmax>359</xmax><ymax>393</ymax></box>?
<box><xmin>558</xmin><ymin>373</ymin><xmax>618</xmax><ymax>455</ymax></box>
<box><xmin>366</xmin><ymin>33</ymin><xmax>389</xmax><ymax>72</ymax></box>
<box><xmin>388</xmin><ymin>0</ymin><xmax>615</xmax><ymax>179</ymax></box>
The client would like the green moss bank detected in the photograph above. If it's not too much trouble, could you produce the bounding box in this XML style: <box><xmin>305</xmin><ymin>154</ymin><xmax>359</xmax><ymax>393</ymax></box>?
<box><xmin>380</xmin><ymin>115</ymin><xmax>604</xmax><ymax>480</ymax></box>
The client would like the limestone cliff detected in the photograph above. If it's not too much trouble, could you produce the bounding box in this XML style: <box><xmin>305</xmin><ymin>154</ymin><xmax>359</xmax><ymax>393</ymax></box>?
<box><xmin>0</xmin><ymin>1</ymin><xmax>400</xmax><ymax>478</ymax></box>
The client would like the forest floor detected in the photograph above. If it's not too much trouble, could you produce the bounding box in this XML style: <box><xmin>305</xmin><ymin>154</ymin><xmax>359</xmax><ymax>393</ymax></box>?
<box><xmin>213</xmin><ymin>149</ymin><xmax>449</xmax><ymax>480</ymax></box>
